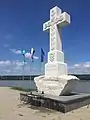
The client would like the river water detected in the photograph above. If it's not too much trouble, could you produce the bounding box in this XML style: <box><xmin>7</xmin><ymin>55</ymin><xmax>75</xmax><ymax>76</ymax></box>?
<box><xmin>0</xmin><ymin>80</ymin><xmax>36</xmax><ymax>89</ymax></box>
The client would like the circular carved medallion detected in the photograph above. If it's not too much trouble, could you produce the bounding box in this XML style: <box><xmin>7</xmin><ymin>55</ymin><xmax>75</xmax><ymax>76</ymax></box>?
<box><xmin>49</xmin><ymin>53</ymin><xmax>54</xmax><ymax>62</ymax></box>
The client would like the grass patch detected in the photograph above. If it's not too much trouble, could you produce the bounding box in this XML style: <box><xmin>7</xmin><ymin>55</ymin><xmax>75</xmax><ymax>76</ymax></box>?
<box><xmin>11</xmin><ymin>86</ymin><xmax>36</xmax><ymax>92</ymax></box>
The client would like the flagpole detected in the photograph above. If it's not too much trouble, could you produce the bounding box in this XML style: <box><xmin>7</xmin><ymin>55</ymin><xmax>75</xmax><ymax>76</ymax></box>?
<box><xmin>41</xmin><ymin>62</ymin><xmax>43</xmax><ymax>75</ymax></box>
<box><xmin>22</xmin><ymin>63</ymin><xmax>24</xmax><ymax>80</ymax></box>
<box><xmin>22</xmin><ymin>56</ymin><xmax>24</xmax><ymax>80</ymax></box>
<box><xmin>42</xmin><ymin>61</ymin><xmax>45</xmax><ymax>75</ymax></box>
<box><xmin>22</xmin><ymin>54</ymin><xmax>25</xmax><ymax>80</ymax></box>
<box><xmin>29</xmin><ymin>48</ymin><xmax>35</xmax><ymax>84</ymax></box>
<box><xmin>40</xmin><ymin>48</ymin><xmax>45</xmax><ymax>75</ymax></box>
<box><xmin>43</xmin><ymin>61</ymin><xmax>45</xmax><ymax>74</ymax></box>
<box><xmin>30</xmin><ymin>59</ymin><xmax>32</xmax><ymax>83</ymax></box>
<box><xmin>40</xmin><ymin>62</ymin><xmax>42</xmax><ymax>75</ymax></box>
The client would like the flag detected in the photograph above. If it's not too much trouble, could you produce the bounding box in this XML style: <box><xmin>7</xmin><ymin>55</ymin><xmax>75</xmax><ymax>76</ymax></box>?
<box><xmin>30</xmin><ymin>48</ymin><xmax>35</xmax><ymax>62</ymax></box>
<box><xmin>41</xmin><ymin>48</ymin><xmax>45</xmax><ymax>62</ymax></box>
<box><xmin>21</xmin><ymin>49</ymin><xmax>26</xmax><ymax>63</ymax></box>
<box><xmin>22</xmin><ymin>50</ymin><xmax>26</xmax><ymax>55</ymax></box>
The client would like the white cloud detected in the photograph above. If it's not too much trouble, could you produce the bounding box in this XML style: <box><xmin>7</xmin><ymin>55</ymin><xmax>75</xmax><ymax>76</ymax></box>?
<box><xmin>0</xmin><ymin>60</ymin><xmax>25</xmax><ymax>67</ymax></box>
<box><xmin>9</xmin><ymin>49</ymin><xmax>21</xmax><ymax>54</ymax></box>
<box><xmin>68</xmin><ymin>61</ymin><xmax>90</xmax><ymax>74</ymax></box>
<box><xmin>15</xmin><ymin>61</ymin><xmax>24</xmax><ymax>66</ymax></box>
<box><xmin>73</xmin><ymin>64</ymin><xmax>81</xmax><ymax>68</ymax></box>
<box><xmin>0</xmin><ymin>60</ymin><xmax>11</xmax><ymax>66</ymax></box>
<box><xmin>4</xmin><ymin>69</ymin><xmax>11</xmax><ymax>73</ymax></box>
<box><xmin>83</xmin><ymin>62</ymin><xmax>90</xmax><ymax>68</ymax></box>
<box><xmin>12</xmin><ymin>60</ymin><xmax>25</xmax><ymax>66</ymax></box>
<box><xmin>0</xmin><ymin>59</ymin><xmax>90</xmax><ymax>75</ymax></box>
<box><xmin>0</xmin><ymin>60</ymin><xmax>39</xmax><ymax>75</ymax></box>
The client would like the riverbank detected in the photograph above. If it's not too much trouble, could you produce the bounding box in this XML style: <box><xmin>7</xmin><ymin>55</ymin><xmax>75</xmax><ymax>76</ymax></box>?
<box><xmin>0</xmin><ymin>87</ymin><xmax>90</xmax><ymax>120</ymax></box>
<box><xmin>0</xmin><ymin>80</ymin><xmax>36</xmax><ymax>89</ymax></box>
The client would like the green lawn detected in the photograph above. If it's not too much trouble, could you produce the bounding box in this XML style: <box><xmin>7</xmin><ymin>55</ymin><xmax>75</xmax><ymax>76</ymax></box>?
<box><xmin>11</xmin><ymin>86</ymin><xmax>36</xmax><ymax>92</ymax></box>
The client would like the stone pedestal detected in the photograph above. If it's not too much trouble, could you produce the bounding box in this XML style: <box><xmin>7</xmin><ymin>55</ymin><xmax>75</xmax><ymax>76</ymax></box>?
<box><xmin>45</xmin><ymin>62</ymin><xmax>67</xmax><ymax>77</ymax></box>
<box><xmin>34</xmin><ymin>75</ymin><xmax>79</xmax><ymax>96</ymax></box>
<box><xmin>45</xmin><ymin>50</ymin><xmax>67</xmax><ymax>77</ymax></box>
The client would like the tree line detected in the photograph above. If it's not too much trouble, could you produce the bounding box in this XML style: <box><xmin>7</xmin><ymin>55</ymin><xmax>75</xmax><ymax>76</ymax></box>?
<box><xmin>0</xmin><ymin>75</ymin><xmax>39</xmax><ymax>80</ymax></box>
<box><xmin>0</xmin><ymin>74</ymin><xmax>90</xmax><ymax>80</ymax></box>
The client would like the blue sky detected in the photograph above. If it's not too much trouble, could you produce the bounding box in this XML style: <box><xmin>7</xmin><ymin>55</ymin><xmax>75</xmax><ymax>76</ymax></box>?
<box><xmin>0</xmin><ymin>0</ymin><xmax>90</xmax><ymax>75</ymax></box>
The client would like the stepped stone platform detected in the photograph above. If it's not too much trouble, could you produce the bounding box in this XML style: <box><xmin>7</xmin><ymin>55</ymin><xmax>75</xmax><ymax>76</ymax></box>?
<box><xmin>20</xmin><ymin>91</ymin><xmax>90</xmax><ymax>113</ymax></box>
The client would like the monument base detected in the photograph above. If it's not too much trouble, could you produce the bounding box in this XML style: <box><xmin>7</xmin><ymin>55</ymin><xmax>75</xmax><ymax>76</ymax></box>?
<box><xmin>34</xmin><ymin>75</ymin><xmax>79</xmax><ymax>96</ymax></box>
<box><xmin>45</xmin><ymin>62</ymin><xmax>67</xmax><ymax>77</ymax></box>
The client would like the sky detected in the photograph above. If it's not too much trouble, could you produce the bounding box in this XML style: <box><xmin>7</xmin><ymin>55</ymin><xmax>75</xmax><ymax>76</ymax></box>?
<box><xmin>0</xmin><ymin>0</ymin><xmax>90</xmax><ymax>75</ymax></box>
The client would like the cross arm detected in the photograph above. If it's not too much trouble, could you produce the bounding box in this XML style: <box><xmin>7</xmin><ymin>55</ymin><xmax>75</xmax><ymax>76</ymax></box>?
<box><xmin>57</xmin><ymin>12</ymin><xmax>71</xmax><ymax>27</ymax></box>
<box><xmin>43</xmin><ymin>20</ymin><xmax>50</xmax><ymax>31</ymax></box>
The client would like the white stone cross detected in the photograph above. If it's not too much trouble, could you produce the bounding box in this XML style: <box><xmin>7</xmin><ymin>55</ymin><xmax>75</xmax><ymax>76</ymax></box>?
<box><xmin>43</xmin><ymin>6</ymin><xmax>70</xmax><ymax>52</ymax></box>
